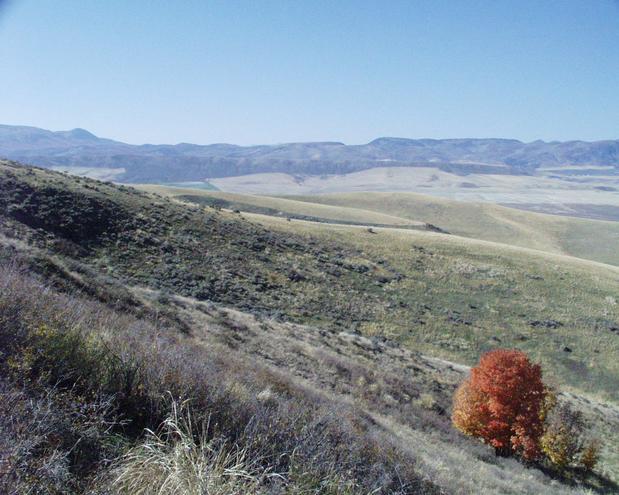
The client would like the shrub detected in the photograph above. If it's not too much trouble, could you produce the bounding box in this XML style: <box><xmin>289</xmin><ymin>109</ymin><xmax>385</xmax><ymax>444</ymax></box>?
<box><xmin>451</xmin><ymin>378</ymin><xmax>487</xmax><ymax>437</ymax></box>
<box><xmin>537</xmin><ymin>392</ymin><xmax>602</xmax><ymax>473</ymax></box>
<box><xmin>0</xmin><ymin>377</ymin><xmax>119</xmax><ymax>494</ymax></box>
<box><xmin>452</xmin><ymin>349</ymin><xmax>546</xmax><ymax>460</ymax></box>
<box><xmin>580</xmin><ymin>439</ymin><xmax>601</xmax><ymax>472</ymax></box>
<box><xmin>539</xmin><ymin>403</ymin><xmax>585</xmax><ymax>469</ymax></box>
<box><xmin>539</xmin><ymin>386</ymin><xmax>557</xmax><ymax>424</ymax></box>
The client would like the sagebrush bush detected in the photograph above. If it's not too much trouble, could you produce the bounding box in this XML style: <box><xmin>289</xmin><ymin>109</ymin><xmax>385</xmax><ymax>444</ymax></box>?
<box><xmin>580</xmin><ymin>439</ymin><xmax>601</xmax><ymax>472</ymax></box>
<box><xmin>0</xmin><ymin>377</ymin><xmax>119</xmax><ymax>494</ymax></box>
<box><xmin>540</xmin><ymin>403</ymin><xmax>586</xmax><ymax>469</ymax></box>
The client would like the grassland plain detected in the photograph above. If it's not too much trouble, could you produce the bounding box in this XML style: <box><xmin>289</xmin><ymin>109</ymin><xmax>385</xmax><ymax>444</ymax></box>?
<box><xmin>201</xmin><ymin>166</ymin><xmax>619</xmax><ymax>214</ymax></box>
<box><xmin>2</xmin><ymin>160</ymin><xmax>619</xmax><ymax>487</ymax></box>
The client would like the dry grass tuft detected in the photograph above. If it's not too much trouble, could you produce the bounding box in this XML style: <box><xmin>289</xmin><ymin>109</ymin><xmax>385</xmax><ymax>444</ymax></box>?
<box><xmin>111</xmin><ymin>400</ymin><xmax>269</xmax><ymax>495</ymax></box>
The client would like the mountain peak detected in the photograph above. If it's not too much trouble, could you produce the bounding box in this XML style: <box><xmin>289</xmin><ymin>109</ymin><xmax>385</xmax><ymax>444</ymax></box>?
<box><xmin>369</xmin><ymin>137</ymin><xmax>415</xmax><ymax>145</ymax></box>
<box><xmin>60</xmin><ymin>128</ymin><xmax>98</xmax><ymax>140</ymax></box>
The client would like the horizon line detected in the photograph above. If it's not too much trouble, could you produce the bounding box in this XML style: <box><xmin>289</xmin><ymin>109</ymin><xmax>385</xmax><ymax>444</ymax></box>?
<box><xmin>1</xmin><ymin>122</ymin><xmax>618</xmax><ymax>148</ymax></box>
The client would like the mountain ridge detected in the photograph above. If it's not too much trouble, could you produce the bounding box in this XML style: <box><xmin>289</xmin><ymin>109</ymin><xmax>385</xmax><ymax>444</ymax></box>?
<box><xmin>1</xmin><ymin>124</ymin><xmax>618</xmax><ymax>183</ymax></box>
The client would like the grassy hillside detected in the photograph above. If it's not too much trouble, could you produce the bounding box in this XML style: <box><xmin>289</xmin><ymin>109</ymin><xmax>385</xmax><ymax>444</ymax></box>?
<box><xmin>137</xmin><ymin>185</ymin><xmax>427</xmax><ymax>229</ymax></box>
<box><xmin>2</xmin><ymin>162</ymin><xmax>618</xmax><ymax>401</ymax></box>
<box><xmin>288</xmin><ymin>192</ymin><xmax>619</xmax><ymax>266</ymax></box>
<box><xmin>2</xmin><ymin>160</ymin><xmax>619</xmax><ymax>488</ymax></box>
<box><xmin>244</xmin><ymin>213</ymin><xmax>619</xmax><ymax>401</ymax></box>
<box><xmin>3</xmin><ymin>258</ymin><xmax>617</xmax><ymax>494</ymax></box>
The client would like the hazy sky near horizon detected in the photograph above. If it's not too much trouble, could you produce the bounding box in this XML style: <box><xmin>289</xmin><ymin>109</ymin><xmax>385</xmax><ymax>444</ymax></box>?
<box><xmin>0</xmin><ymin>0</ymin><xmax>618</xmax><ymax>145</ymax></box>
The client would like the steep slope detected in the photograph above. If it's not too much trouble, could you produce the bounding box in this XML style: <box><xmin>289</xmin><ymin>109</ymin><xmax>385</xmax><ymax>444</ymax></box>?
<box><xmin>3</xmin><ymin>255</ymin><xmax>618</xmax><ymax>493</ymax></box>
<box><xmin>288</xmin><ymin>192</ymin><xmax>619</xmax><ymax>266</ymax></box>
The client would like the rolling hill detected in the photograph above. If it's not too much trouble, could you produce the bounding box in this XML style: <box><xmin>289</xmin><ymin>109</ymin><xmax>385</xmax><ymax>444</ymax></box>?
<box><xmin>138</xmin><ymin>185</ymin><xmax>431</xmax><ymax>230</ymax></box>
<box><xmin>2</xmin><ymin>159</ymin><xmax>619</xmax><ymax>492</ymax></box>
<box><xmin>288</xmin><ymin>192</ymin><xmax>619</xmax><ymax>267</ymax></box>
<box><xmin>136</xmin><ymin>185</ymin><xmax>619</xmax><ymax>267</ymax></box>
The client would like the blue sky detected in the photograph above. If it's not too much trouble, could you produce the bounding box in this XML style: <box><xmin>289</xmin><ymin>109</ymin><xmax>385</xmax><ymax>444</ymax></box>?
<box><xmin>0</xmin><ymin>0</ymin><xmax>618</xmax><ymax>145</ymax></box>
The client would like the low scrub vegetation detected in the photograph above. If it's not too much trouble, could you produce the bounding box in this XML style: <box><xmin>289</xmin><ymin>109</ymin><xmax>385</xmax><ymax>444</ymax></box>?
<box><xmin>2</xmin><ymin>161</ymin><xmax>619</xmax><ymax>406</ymax></box>
<box><xmin>0</xmin><ymin>260</ymin><xmax>438</xmax><ymax>494</ymax></box>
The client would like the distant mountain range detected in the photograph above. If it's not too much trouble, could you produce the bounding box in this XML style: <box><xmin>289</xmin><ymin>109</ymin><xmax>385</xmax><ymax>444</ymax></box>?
<box><xmin>1</xmin><ymin>124</ymin><xmax>618</xmax><ymax>183</ymax></box>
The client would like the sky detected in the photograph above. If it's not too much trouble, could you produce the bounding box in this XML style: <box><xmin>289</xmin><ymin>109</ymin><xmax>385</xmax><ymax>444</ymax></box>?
<box><xmin>0</xmin><ymin>0</ymin><xmax>618</xmax><ymax>145</ymax></box>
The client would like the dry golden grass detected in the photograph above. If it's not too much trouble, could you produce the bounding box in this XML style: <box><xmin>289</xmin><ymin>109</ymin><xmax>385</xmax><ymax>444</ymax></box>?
<box><xmin>287</xmin><ymin>192</ymin><xmax>619</xmax><ymax>266</ymax></box>
<box><xmin>111</xmin><ymin>401</ymin><xmax>267</xmax><ymax>495</ymax></box>
<box><xmin>137</xmin><ymin>184</ymin><xmax>420</xmax><ymax>227</ymax></box>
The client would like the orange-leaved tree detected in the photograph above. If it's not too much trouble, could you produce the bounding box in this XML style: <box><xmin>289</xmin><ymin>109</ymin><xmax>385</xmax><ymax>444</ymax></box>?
<box><xmin>452</xmin><ymin>349</ymin><xmax>547</xmax><ymax>460</ymax></box>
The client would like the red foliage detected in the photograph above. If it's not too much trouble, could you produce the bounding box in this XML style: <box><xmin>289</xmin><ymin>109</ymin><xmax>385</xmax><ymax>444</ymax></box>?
<box><xmin>452</xmin><ymin>349</ymin><xmax>546</xmax><ymax>460</ymax></box>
